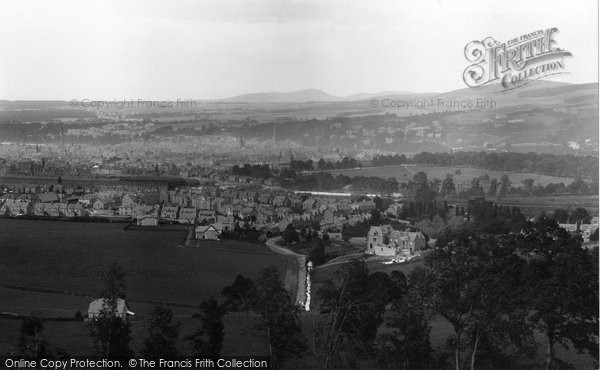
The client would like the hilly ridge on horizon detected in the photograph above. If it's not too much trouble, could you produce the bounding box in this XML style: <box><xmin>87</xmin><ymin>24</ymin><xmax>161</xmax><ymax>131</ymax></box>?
<box><xmin>215</xmin><ymin>80</ymin><xmax>597</xmax><ymax>104</ymax></box>
<box><xmin>0</xmin><ymin>80</ymin><xmax>596</xmax><ymax>105</ymax></box>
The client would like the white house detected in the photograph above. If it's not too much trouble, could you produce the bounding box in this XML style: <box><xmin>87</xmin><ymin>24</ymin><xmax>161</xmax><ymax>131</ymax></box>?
<box><xmin>195</xmin><ymin>224</ymin><xmax>221</xmax><ymax>240</ymax></box>
<box><xmin>160</xmin><ymin>206</ymin><xmax>180</xmax><ymax>220</ymax></box>
<box><xmin>87</xmin><ymin>298</ymin><xmax>130</xmax><ymax>320</ymax></box>
<box><xmin>137</xmin><ymin>216</ymin><xmax>158</xmax><ymax>226</ymax></box>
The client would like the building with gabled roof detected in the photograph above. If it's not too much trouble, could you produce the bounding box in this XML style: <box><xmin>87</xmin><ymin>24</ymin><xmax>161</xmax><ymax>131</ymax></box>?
<box><xmin>179</xmin><ymin>207</ymin><xmax>197</xmax><ymax>224</ymax></box>
<box><xmin>160</xmin><ymin>206</ymin><xmax>180</xmax><ymax>220</ymax></box>
<box><xmin>37</xmin><ymin>192</ymin><xmax>59</xmax><ymax>203</ymax></box>
<box><xmin>88</xmin><ymin>298</ymin><xmax>130</xmax><ymax>320</ymax></box>
<box><xmin>195</xmin><ymin>224</ymin><xmax>221</xmax><ymax>240</ymax></box>
<box><xmin>366</xmin><ymin>225</ymin><xmax>425</xmax><ymax>257</ymax></box>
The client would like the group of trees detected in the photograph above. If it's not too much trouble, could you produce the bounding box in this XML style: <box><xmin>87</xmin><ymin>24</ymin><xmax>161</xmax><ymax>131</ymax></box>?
<box><xmin>289</xmin><ymin>158</ymin><xmax>315</xmax><ymax>172</ymax></box>
<box><xmin>141</xmin><ymin>266</ymin><xmax>306</xmax><ymax>367</ymax></box>
<box><xmin>551</xmin><ymin>207</ymin><xmax>593</xmax><ymax>225</ymax></box>
<box><xmin>466</xmin><ymin>201</ymin><xmax>526</xmax><ymax>234</ymax></box>
<box><xmin>406</xmin><ymin>171</ymin><xmax>596</xmax><ymax>200</ymax></box>
<box><xmin>220</xmin><ymin>221</ymin><xmax>269</xmax><ymax>243</ymax></box>
<box><xmin>280</xmin><ymin>171</ymin><xmax>350</xmax><ymax>190</ymax></box>
<box><xmin>398</xmin><ymin>171</ymin><xmax>526</xmax><ymax>231</ymax></box>
<box><xmin>513</xmin><ymin>178</ymin><xmax>596</xmax><ymax>196</ymax></box>
<box><xmin>315</xmin><ymin>260</ymin><xmax>410</xmax><ymax>369</ymax></box>
<box><xmin>232</xmin><ymin>155</ymin><xmax>596</xmax><ymax>198</ymax></box>
<box><xmin>230</xmin><ymin>163</ymin><xmax>272</xmax><ymax>179</ymax></box>
<box><xmin>461</xmin><ymin>175</ymin><xmax>597</xmax><ymax>198</ymax></box>
<box><xmin>315</xmin><ymin>218</ymin><xmax>598</xmax><ymax>369</ymax></box>
<box><xmin>372</xmin><ymin>154</ymin><xmax>408</xmax><ymax>167</ymax></box>
<box><xmin>280</xmin><ymin>224</ymin><xmax>328</xmax><ymax>266</ymax></box>
<box><xmin>15</xmin><ymin>265</ymin><xmax>306</xmax><ymax>369</ymax></box>
<box><xmin>231</xmin><ymin>159</ymin><xmax>396</xmax><ymax>194</ymax></box>
<box><xmin>280</xmin><ymin>172</ymin><xmax>399</xmax><ymax>194</ymax></box>
<box><xmin>221</xmin><ymin>269</ymin><xmax>306</xmax><ymax>368</ymax></box>
<box><xmin>407</xmin><ymin>151</ymin><xmax>598</xmax><ymax>180</ymax></box>
<box><xmin>316</xmin><ymin>157</ymin><xmax>361</xmax><ymax>171</ymax></box>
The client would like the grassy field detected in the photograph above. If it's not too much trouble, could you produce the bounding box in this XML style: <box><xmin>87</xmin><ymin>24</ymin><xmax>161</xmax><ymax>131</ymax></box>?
<box><xmin>0</xmin><ymin>219</ymin><xmax>287</xmax><ymax>310</ymax></box>
<box><xmin>0</xmin><ymin>315</ymin><xmax>268</xmax><ymax>356</ymax></box>
<box><xmin>327</xmin><ymin>164</ymin><xmax>577</xmax><ymax>188</ymax></box>
<box><xmin>449</xmin><ymin>194</ymin><xmax>599</xmax><ymax>215</ymax></box>
<box><xmin>0</xmin><ymin>218</ymin><xmax>288</xmax><ymax>353</ymax></box>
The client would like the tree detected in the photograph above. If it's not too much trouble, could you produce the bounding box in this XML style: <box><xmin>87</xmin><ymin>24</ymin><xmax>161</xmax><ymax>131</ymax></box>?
<box><xmin>552</xmin><ymin>209</ymin><xmax>569</xmax><ymax>223</ymax></box>
<box><xmin>101</xmin><ymin>264</ymin><xmax>127</xmax><ymax>300</ymax></box>
<box><xmin>370</xmin><ymin>208</ymin><xmax>382</xmax><ymax>225</ymax></box>
<box><xmin>590</xmin><ymin>228</ymin><xmax>598</xmax><ymax>242</ymax></box>
<box><xmin>470</xmin><ymin>177</ymin><xmax>482</xmax><ymax>195</ymax></box>
<box><xmin>316</xmin><ymin>260</ymin><xmax>390</xmax><ymax>368</ymax></box>
<box><xmin>423</xmin><ymin>231</ymin><xmax>484</xmax><ymax>370</ymax></box>
<box><xmin>415</xmin><ymin>215</ymin><xmax>445</xmax><ymax>239</ymax></box>
<box><xmin>570</xmin><ymin>207</ymin><xmax>591</xmax><ymax>226</ymax></box>
<box><xmin>441</xmin><ymin>174</ymin><xmax>456</xmax><ymax>197</ymax></box>
<box><xmin>567</xmin><ymin>178</ymin><xmax>589</xmax><ymax>194</ymax></box>
<box><xmin>420</xmin><ymin>230</ymin><xmax>534</xmax><ymax>370</ymax></box>
<box><xmin>479</xmin><ymin>174</ymin><xmax>490</xmax><ymax>192</ymax></box>
<box><xmin>411</xmin><ymin>173</ymin><xmax>437</xmax><ymax>214</ymax></box>
<box><xmin>88</xmin><ymin>264</ymin><xmax>132</xmax><ymax>357</ymax></box>
<box><xmin>142</xmin><ymin>306</ymin><xmax>181</xmax><ymax>359</ymax></box>
<box><xmin>498</xmin><ymin>175</ymin><xmax>511</xmax><ymax>197</ymax></box>
<box><xmin>373</xmin><ymin>196</ymin><xmax>387</xmax><ymax>211</ymax></box>
<box><xmin>520</xmin><ymin>218</ymin><xmax>599</xmax><ymax>369</ymax></box>
<box><xmin>376</xmin><ymin>300</ymin><xmax>432</xmax><ymax>370</ymax></box>
<box><xmin>19</xmin><ymin>316</ymin><xmax>48</xmax><ymax>359</ymax></box>
<box><xmin>431</xmin><ymin>177</ymin><xmax>441</xmax><ymax>193</ymax></box>
<box><xmin>254</xmin><ymin>267</ymin><xmax>306</xmax><ymax>368</ymax></box>
<box><xmin>462</xmin><ymin>237</ymin><xmax>535</xmax><ymax>369</ymax></box>
<box><xmin>487</xmin><ymin>178</ymin><xmax>498</xmax><ymax>197</ymax></box>
<box><xmin>308</xmin><ymin>239</ymin><xmax>326</xmax><ymax>266</ymax></box>
<box><xmin>187</xmin><ymin>297</ymin><xmax>225</xmax><ymax>358</ymax></box>
<box><xmin>282</xmin><ymin>224</ymin><xmax>300</xmax><ymax>245</ymax></box>
<box><xmin>318</xmin><ymin>158</ymin><xmax>326</xmax><ymax>171</ymax></box>
<box><xmin>221</xmin><ymin>275</ymin><xmax>257</xmax><ymax>312</ymax></box>
<box><xmin>522</xmin><ymin>178</ymin><xmax>534</xmax><ymax>194</ymax></box>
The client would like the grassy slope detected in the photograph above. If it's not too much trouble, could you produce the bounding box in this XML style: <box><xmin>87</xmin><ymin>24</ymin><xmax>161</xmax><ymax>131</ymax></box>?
<box><xmin>0</xmin><ymin>218</ymin><xmax>285</xmax><ymax>354</ymax></box>
<box><xmin>0</xmin><ymin>219</ymin><xmax>286</xmax><ymax>309</ymax></box>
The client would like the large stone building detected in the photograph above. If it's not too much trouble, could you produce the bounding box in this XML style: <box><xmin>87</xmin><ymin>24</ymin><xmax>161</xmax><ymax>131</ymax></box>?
<box><xmin>366</xmin><ymin>225</ymin><xmax>425</xmax><ymax>257</ymax></box>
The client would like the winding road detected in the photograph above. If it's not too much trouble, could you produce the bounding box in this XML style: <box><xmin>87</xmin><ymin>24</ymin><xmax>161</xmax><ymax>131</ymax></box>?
<box><xmin>265</xmin><ymin>237</ymin><xmax>307</xmax><ymax>308</ymax></box>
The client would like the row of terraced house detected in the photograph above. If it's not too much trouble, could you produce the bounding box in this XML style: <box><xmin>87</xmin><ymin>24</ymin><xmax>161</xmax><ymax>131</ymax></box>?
<box><xmin>0</xmin><ymin>186</ymin><xmax>388</xmax><ymax>245</ymax></box>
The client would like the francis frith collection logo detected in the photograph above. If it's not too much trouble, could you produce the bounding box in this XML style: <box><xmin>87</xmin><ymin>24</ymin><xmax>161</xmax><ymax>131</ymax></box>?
<box><xmin>463</xmin><ymin>27</ymin><xmax>572</xmax><ymax>90</ymax></box>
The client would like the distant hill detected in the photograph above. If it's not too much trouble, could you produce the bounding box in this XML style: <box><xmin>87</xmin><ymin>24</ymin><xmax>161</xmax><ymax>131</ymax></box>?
<box><xmin>220</xmin><ymin>89</ymin><xmax>339</xmax><ymax>103</ymax></box>
<box><xmin>214</xmin><ymin>80</ymin><xmax>597</xmax><ymax>104</ymax></box>
<box><xmin>218</xmin><ymin>89</ymin><xmax>412</xmax><ymax>103</ymax></box>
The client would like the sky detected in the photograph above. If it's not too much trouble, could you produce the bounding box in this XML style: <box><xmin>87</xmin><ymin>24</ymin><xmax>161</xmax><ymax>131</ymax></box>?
<box><xmin>0</xmin><ymin>0</ymin><xmax>597</xmax><ymax>100</ymax></box>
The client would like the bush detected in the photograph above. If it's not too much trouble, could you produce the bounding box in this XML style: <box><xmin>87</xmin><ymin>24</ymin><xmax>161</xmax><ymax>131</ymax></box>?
<box><xmin>308</xmin><ymin>240</ymin><xmax>326</xmax><ymax>266</ymax></box>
